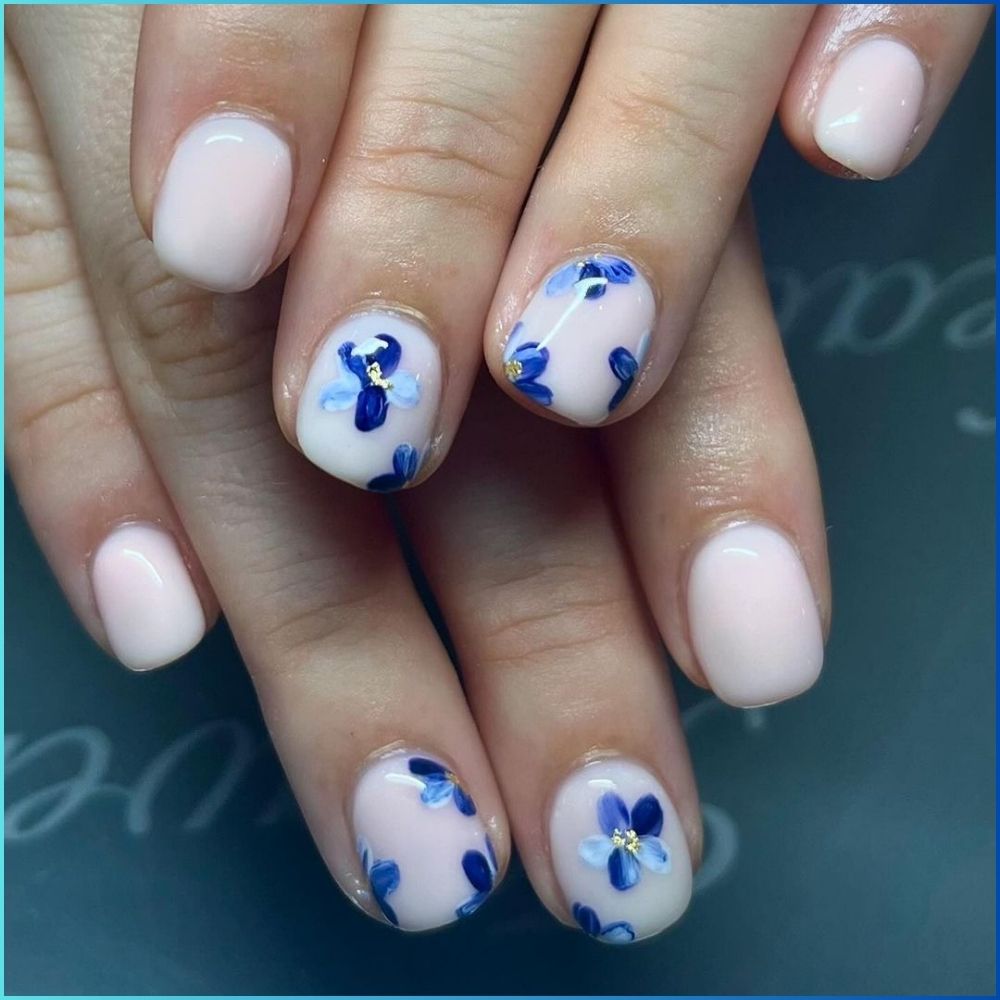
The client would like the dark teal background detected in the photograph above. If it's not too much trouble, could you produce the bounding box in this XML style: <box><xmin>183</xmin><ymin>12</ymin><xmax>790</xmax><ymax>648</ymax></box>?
<box><xmin>5</xmin><ymin>29</ymin><xmax>995</xmax><ymax>997</ymax></box>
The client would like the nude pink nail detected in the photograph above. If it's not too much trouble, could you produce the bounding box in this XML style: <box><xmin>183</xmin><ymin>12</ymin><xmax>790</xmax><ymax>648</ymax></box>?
<box><xmin>550</xmin><ymin>757</ymin><xmax>693</xmax><ymax>944</ymax></box>
<box><xmin>351</xmin><ymin>750</ymin><xmax>497</xmax><ymax>931</ymax></box>
<box><xmin>91</xmin><ymin>523</ymin><xmax>206</xmax><ymax>672</ymax></box>
<box><xmin>687</xmin><ymin>522</ymin><xmax>824</xmax><ymax>708</ymax></box>
<box><xmin>813</xmin><ymin>37</ymin><xmax>925</xmax><ymax>181</ymax></box>
<box><xmin>503</xmin><ymin>253</ymin><xmax>657</xmax><ymax>425</ymax></box>
<box><xmin>153</xmin><ymin>114</ymin><xmax>293</xmax><ymax>293</ymax></box>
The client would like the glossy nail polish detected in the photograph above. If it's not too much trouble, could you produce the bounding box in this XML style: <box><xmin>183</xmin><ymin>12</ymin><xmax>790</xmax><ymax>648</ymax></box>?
<box><xmin>550</xmin><ymin>757</ymin><xmax>692</xmax><ymax>944</ymax></box>
<box><xmin>351</xmin><ymin>750</ymin><xmax>497</xmax><ymax>931</ymax></box>
<box><xmin>687</xmin><ymin>522</ymin><xmax>824</xmax><ymax>708</ymax></box>
<box><xmin>503</xmin><ymin>252</ymin><xmax>657</xmax><ymax>425</ymax></box>
<box><xmin>297</xmin><ymin>309</ymin><xmax>441</xmax><ymax>491</ymax></box>
<box><xmin>153</xmin><ymin>114</ymin><xmax>293</xmax><ymax>292</ymax></box>
<box><xmin>91</xmin><ymin>523</ymin><xmax>206</xmax><ymax>671</ymax></box>
<box><xmin>813</xmin><ymin>38</ymin><xmax>925</xmax><ymax>180</ymax></box>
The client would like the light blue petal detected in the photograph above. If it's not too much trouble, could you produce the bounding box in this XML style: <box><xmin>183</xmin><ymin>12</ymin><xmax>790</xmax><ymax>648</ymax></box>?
<box><xmin>601</xmin><ymin>921</ymin><xmax>636</xmax><ymax>944</ymax></box>
<box><xmin>545</xmin><ymin>262</ymin><xmax>581</xmax><ymax>296</ymax></box>
<box><xmin>578</xmin><ymin>835</ymin><xmax>614</xmax><ymax>868</ymax></box>
<box><xmin>386</xmin><ymin>370</ymin><xmax>421</xmax><ymax>409</ymax></box>
<box><xmin>319</xmin><ymin>376</ymin><xmax>361</xmax><ymax>411</ymax></box>
<box><xmin>636</xmin><ymin>836</ymin><xmax>671</xmax><ymax>873</ymax></box>
<box><xmin>420</xmin><ymin>775</ymin><xmax>454</xmax><ymax>807</ymax></box>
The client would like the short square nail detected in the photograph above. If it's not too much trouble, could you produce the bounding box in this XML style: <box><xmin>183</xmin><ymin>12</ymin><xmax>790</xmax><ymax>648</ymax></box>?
<box><xmin>91</xmin><ymin>523</ymin><xmax>206</xmax><ymax>671</ymax></box>
<box><xmin>503</xmin><ymin>252</ymin><xmax>656</xmax><ymax>425</ymax></box>
<box><xmin>296</xmin><ymin>309</ymin><xmax>441</xmax><ymax>491</ymax></box>
<box><xmin>687</xmin><ymin>522</ymin><xmax>824</xmax><ymax>708</ymax></box>
<box><xmin>153</xmin><ymin>114</ymin><xmax>293</xmax><ymax>292</ymax></box>
<box><xmin>351</xmin><ymin>750</ymin><xmax>497</xmax><ymax>931</ymax></box>
<box><xmin>550</xmin><ymin>757</ymin><xmax>692</xmax><ymax>944</ymax></box>
<box><xmin>813</xmin><ymin>37</ymin><xmax>925</xmax><ymax>180</ymax></box>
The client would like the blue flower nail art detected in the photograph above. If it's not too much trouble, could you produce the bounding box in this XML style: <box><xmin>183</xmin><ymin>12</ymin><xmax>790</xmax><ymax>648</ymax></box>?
<box><xmin>408</xmin><ymin>756</ymin><xmax>477</xmax><ymax>816</ymax></box>
<box><xmin>572</xmin><ymin>902</ymin><xmax>636</xmax><ymax>944</ymax></box>
<box><xmin>502</xmin><ymin>322</ymin><xmax>553</xmax><ymax>406</ymax></box>
<box><xmin>320</xmin><ymin>334</ymin><xmax>421</xmax><ymax>432</ymax></box>
<box><xmin>608</xmin><ymin>331</ymin><xmax>651</xmax><ymax>412</ymax></box>
<box><xmin>578</xmin><ymin>791</ymin><xmax>671</xmax><ymax>891</ymax></box>
<box><xmin>545</xmin><ymin>255</ymin><xmax>636</xmax><ymax>301</ymax></box>
<box><xmin>456</xmin><ymin>836</ymin><xmax>497</xmax><ymax>919</ymax></box>
<box><xmin>358</xmin><ymin>836</ymin><xmax>401</xmax><ymax>926</ymax></box>
<box><xmin>366</xmin><ymin>443</ymin><xmax>420</xmax><ymax>492</ymax></box>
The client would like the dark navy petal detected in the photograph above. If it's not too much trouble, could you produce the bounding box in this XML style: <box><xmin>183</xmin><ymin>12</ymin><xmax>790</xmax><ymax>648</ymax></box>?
<box><xmin>456</xmin><ymin>889</ymin><xmax>489</xmax><ymax>920</ymax></box>
<box><xmin>462</xmin><ymin>849</ymin><xmax>494</xmax><ymax>893</ymax></box>
<box><xmin>339</xmin><ymin>341</ymin><xmax>369</xmax><ymax>382</ymax></box>
<box><xmin>601</xmin><ymin>921</ymin><xmax>636</xmax><ymax>944</ymax></box>
<box><xmin>629</xmin><ymin>793</ymin><xmax>663</xmax><ymax>837</ymax></box>
<box><xmin>452</xmin><ymin>782</ymin><xmax>477</xmax><ymax>816</ymax></box>
<box><xmin>369</xmin><ymin>858</ymin><xmax>400</xmax><ymax>926</ymax></box>
<box><xmin>579</xmin><ymin>260</ymin><xmax>609</xmax><ymax>299</ymax></box>
<box><xmin>513</xmin><ymin>378</ymin><xmax>553</xmax><ymax>406</ymax></box>
<box><xmin>609</xmin><ymin>346</ymin><xmax>639</xmax><ymax>383</ymax></box>
<box><xmin>511</xmin><ymin>342</ymin><xmax>549</xmax><ymax>380</ymax></box>
<box><xmin>599</xmin><ymin>256</ymin><xmax>636</xmax><ymax>283</ymax></box>
<box><xmin>366</xmin><ymin>471</ymin><xmax>406</xmax><ymax>492</ymax></box>
<box><xmin>608</xmin><ymin>847</ymin><xmax>640</xmax><ymax>891</ymax></box>
<box><xmin>608</xmin><ymin>379</ymin><xmax>632</xmax><ymax>413</ymax></box>
<box><xmin>408</xmin><ymin>757</ymin><xmax>448</xmax><ymax>777</ymax></box>
<box><xmin>572</xmin><ymin>903</ymin><xmax>602</xmax><ymax>938</ymax></box>
<box><xmin>392</xmin><ymin>443</ymin><xmax>419</xmax><ymax>482</ymax></box>
<box><xmin>597</xmin><ymin>791</ymin><xmax>630</xmax><ymax>836</ymax></box>
<box><xmin>544</xmin><ymin>262</ymin><xmax>582</xmax><ymax>296</ymax></box>
<box><xmin>370</xmin><ymin>334</ymin><xmax>402</xmax><ymax>377</ymax></box>
<box><xmin>355</xmin><ymin>385</ymin><xmax>389</xmax><ymax>431</ymax></box>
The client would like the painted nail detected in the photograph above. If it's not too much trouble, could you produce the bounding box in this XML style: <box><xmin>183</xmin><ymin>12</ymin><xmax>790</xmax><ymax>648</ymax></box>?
<box><xmin>503</xmin><ymin>252</ymin><xmax>657</xmax><ymax>425</ymax></box>
<box><xmin>91</xmin><ymin>523</ymin><xmax>206</xmax><ymax>672</ymax></box>
<box><xmin>550</xmin><ymin>757</ymin><xmax>692</xmax><ymax>944</ymax></box>
<box><xmin>351</xmin><ymin>750</ymin><xmax>497</xmax><ymax>931</ymax></box>
<box><xmin>813</xmin><ymin>37</ymin><xmax>925</xmax><ymax>181</ymax></box>
<box><xmin>297</xmin><ymin>309</ymin><xmax>441</xmax><ymax>491</ymax></box>
<box><xmin>153</xmin><ymin>114</ymin><xmax>293</xmax><ymax>292</ymax></box>
<box><xmin>687</xmin><ymin>522</ymin><xmax>824</xmax><ymax>708</ymax></box>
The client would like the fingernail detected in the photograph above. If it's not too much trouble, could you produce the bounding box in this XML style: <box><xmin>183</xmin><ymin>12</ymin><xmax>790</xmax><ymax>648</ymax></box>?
<box><xmin>91</xmin><ymin>523</ymin><xmax>206</xmax><ymax>671</ymax></box>
<box><xmin>550</xmin><ymin>757</ymin><xmax>692</xmax><ymax>944</ymax></box>
<box><xmin>503</xmin><ymin>252</ymin><xmax>657</xmax><ymax>425</ymax></box>
<box><xmin>688</xmin><ymin>522</ymin><xmax>824</xmax><ymax>708</ymax></box>
<box><xmin>813</xmin><ymin>37</ymin><xmax>925</xmax><ymax>181</ymax></box>
<box><xmin>351</xmin><ymin>750</ymin><xmax>497</xmax><ymax>931</ymax></box>
<box><xmin>153</xmin><ymin>114</ymin><xmax>293</xmax><ymax>292</ymax></box>
<box><xmin>297</xmin><ymin>309</ymin><xmax>441</xmax><ymax>491</ymax></box>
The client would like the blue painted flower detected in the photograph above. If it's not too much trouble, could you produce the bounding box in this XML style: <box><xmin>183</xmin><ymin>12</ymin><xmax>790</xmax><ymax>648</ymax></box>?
<box><xmin>503</xmin><ymin>323</ymin><xmax>552</xmax><ymax>406</ymax></box>
<box><xmin>366</xmin><ymin>443</ymin><xmax>420</xmax><ymax>492</ymax></box>
<box><xmin>357</xmin><ymin>836</ymin><xmax>401</xmax><ymax>926</ymax></box>
<box><xmin>572</xmin><ymin>902</ymin><xmax>636</xmax><ymax>944</ymax></box>
<box><xmin>320</xmin><ymin>334</ymin><xmax>421</xmax><ymax>432</ymax></box>
<box><xmin>545</xmin><ymin>254</ymin><xmax>636</xmax><ymax>300</ymax></box>
<box><xmin>608</xmin><ymin>331</ymin><xmax>651</xmax><ymax>412</ymax></box>
<box><xmin>578</xmin><ymin>791</ymin><xmax>671</xmax><ymax>891</ymax></box>
<box><xmin>408</xmin><ymin>756</ymin><xmax>477</xmax><ymax>816</ymax></box>
<box><xmin>456</xmin><ymin>836</ymin><xmax>497</xmax><ymax>919</ymax></box>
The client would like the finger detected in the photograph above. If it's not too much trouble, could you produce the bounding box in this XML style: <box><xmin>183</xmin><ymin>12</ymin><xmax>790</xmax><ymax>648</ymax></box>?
<box><xmin>4</xmin><ymin>39</ymin><xmax>215</xmax><ymax>672</ymax></box>
<box><xmin>604</xmin><ymin>204</ymin><xmax>830</xmax><ymax>708</ymax></box>
<box><xmin>485</xmin><ymin>3</ymin><xmax>815</xmax><ymax>427</ymax></box>
<box><xmin>780</xmin><ymin>3</ymin><xmax>992</xmax><ymax>180</ymax></box>
<box><xmin>273</xmin><ymin>4</ymin><xmax>597</xmax><ymax>490</ymax></box>
<box><xmin>131</xmin><ymin>3</ymin><xmax>365</xmax><ymax>292</ymax></box>
<box><xmin>401</xmin><ymin>378</ymin><xmax>700</xmax><ymax>943</ymax></box>
<box><xmin>10</xmin><ymin>6</ymin><xmax>509</xmax><ymax>932</ymax></box>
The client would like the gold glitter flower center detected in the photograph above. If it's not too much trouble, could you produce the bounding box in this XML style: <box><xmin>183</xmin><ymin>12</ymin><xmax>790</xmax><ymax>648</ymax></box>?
<box><xmin>366</xmin><ymin>361</ymin><xmax>393</xmax><ymax>390</ymax></box>
<box><xmin>611</xmin><ymin>828</ymin><xmax>641</xmax><ymax>855</ymax></box>
<box><xmin>503</xmin><ymin>359</ymin><xmax>523</xmax><ymax>381</ymax></box>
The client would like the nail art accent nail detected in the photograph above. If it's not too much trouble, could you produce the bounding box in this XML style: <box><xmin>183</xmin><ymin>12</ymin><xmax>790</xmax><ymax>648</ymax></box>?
<box><xmin>91</xmin><ymin>523</ymin><xmax>206</xmax><ymax>671</ymax></box>
<box><xmin>503</xmin><ymin>253</ymin><xmax>656</xmax><ymax>425</ymax></box>
<box><xmin>351</xmin><ymin>750</ymin><xmax>496</xmax><ymax>931</ymax></box>
<box><xmin>153</xmin><ymin>114</ymin><xmax>293</xmax><ymax>292</ymax></box>
<box><xmin>813</xmin><ymin>37</ymin><xmax>925</xmax><ymax>181</ymax></box>
<box><xmin>687</xmin><ymin>522</ymin><xmax>824</xmax><ymax>708</ymax></box>
<box><xmin>297</xmin><ymin>311</ymin><xmax>441</xmax><ymax>491</ymax></box>
<box><xmin>550</xmin><ymin>758</ymin><xmax>692</xmax><ymax>944</ymax></box>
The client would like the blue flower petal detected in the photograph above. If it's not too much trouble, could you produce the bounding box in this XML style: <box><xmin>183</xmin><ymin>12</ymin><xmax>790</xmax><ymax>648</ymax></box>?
<box><xmin>357</xmin><ymin>836</ymin><xmax>372</xmax><ymax>873</ymax></box>
<box><xmin>456</xmin><ymin>890</ymin><xmax>489</xmax><ymax>920</ymax></box>
<box><xmin>370</xmin><ymin>334</ymin><xmax>402</xmax><ymax>377</ymax></box>
<box><xmin>608</xmin><ymin>380</ymin><xmax>631</xmax><ymax>413</ymax></box>
<box><xmin>366</xmin><ymin>471</ymin><xmax>406</xmax><ymax>492</ymax></box>
<box><xmin>392</xmin><ymin>442</ymin><xmax>419</xmax><ymax>481</ymax></box>
<box><xmin>408</xmin><ymin>756</ymin><xmax>447</xmax><ymax>777</ymax></box>
<box><xmin>599</xmin><ymin>256</ymin><xmax>636</xmax><ymax>283</ymax></box>
<box><xmin>320</xmin><ymin>376</ymin><xmax>361</xmax><ymax>411</ymax></box>
<box><xmin>339</xmin><ymin>341</ymin><xmax>369</xmax><ymax>381</ymax></box>
<box><xmin>544</xmin><ymin>262</ymin><xmax>582</xmax><ymax>296</ymax></box>
<box><xmin>572</xmin><ymin>903</ymin><xmax>602</xmax><ymax>938</ymax></box>
<box><xmin>601</xmin><ymin>921</ymin><xmax>636</xmax><ymax>944</ymax></box>
<box><xmin>629</xmin><ymin>794</ymin><xmax>663</xmax><ymax>837</ymax></box>
<box><xmin>513</xmin><ymin>378</ymin><xmax>553</xmax><ymax>406</ymax></box>
<box><xmin>355</xmin><ymin>385</ymin><xmax>389</xmax><ymax>432</ymax></box>
<box><xmin>369</xmin><ymin>858</ymin><xmax>400</xmax><ymax>926</ymax></box>
<box><xmin>608</xmin><ymin>846</ymin><xmax>640</xmax><ymax>891</ymax></box>
<box><xmin>419</xmin><ymin>774</ymin><xmax>455</xmax><ymax>808</ymax></box>
<box><xmin>452</xmin><ymin>782</ymin><xmax>477</xmax><ymax>816</ymax></box>
<box><xmin>597</xmin><ymin>791</ymin><xmax>630</xmax><ymax>837</ymax></box>
<box><xmin>462</xmin><ymin>849</ymin><xmax>494</xmax><ymax>893</ymax></box>
<box><xmin>386</xmin><ymin>370</ymin><xmax>420</xmax><ymax>409</ymax></box>
<box><xmin>578</xmin><ymin>260</ymin><xmax>609</xmax><ymax>299</ymax></box>
<box><xmin>579</xmin><ymin>834</ymin><xmax>614</xmax><ymax>868</ymax></box>
<box><xmin>511</xmin><ymin>342</ymin><xmax>549</xmax><ymax>380</ymax></box>
<box><xmin>636</xmin><ymin>835</ymin><xmax>670</xmax><ymax>873</ymax></box>
<box><xmin>609</xmin><ymin>346</ymin><xmax>639</xmax><ymax>383</ymax></box>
